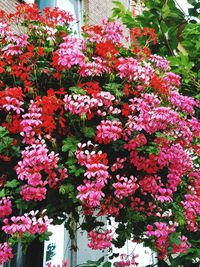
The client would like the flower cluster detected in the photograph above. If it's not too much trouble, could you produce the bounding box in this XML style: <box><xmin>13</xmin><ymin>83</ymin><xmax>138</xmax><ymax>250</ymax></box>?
<box><xmin>16</xmin><ymin>139</ymin><xmax>67</xmax><ymax>200</ymax></box>
<box><xmin>96</xmin><ymin>120</ymin><xmax>123</xmax><ymax>144</ymax></box>
<box><xmin>0</xmin><ymin>87</ymin><xmax>24</xmax><ymax>114</ymax></box>
<box><xmin>114</xmin><ymin>253</ymin><xmax>139</xmax><ymax>267</ymax></box>
<box><xmin>146</xmin><ymin>222</ymin><xmax>177</xmax><ymax>259</ymax></box>
<box><xmin>0</xmin><ymin>197</ymin><xmax>12</xmax><ymax>218</ymax></box>
<box><xmin>0</xmin><ymin>242</ymin><xmax>13</xmax><ymax>265</ymax></box>
<box><xmin>76</xmin><ymin>142</ymin><xmax>109</xmax><ymax>207</ymax></box>
<box><xmin>2</xmin><ymin>210</ymin><xmax>52</xmax><ymax>237</ymax></box>
<box><xmin>0</xmin><ymin>3</ymin><xmax>200</xmax><ymax>265</ymax></box>
<box><xmin>88</xmin><ymin>230</ymin><xmax>112</xmax><ymax>250</ymax></box>
<box><xmin>113</xmin><ymin>175</ymin><xmax>138</xmax><ymax>199</ymax></box>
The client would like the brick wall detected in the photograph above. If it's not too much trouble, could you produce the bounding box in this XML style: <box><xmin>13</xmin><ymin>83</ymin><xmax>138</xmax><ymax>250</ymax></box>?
<box><xmin>0</xmin><ymin>0</ymin><xmax>19</xmax><ymax>14</ymax></box>
<box><xmin>83</xmin><ymin>0</ymin><xmax>129</xmax><ymax>24</ymax></box>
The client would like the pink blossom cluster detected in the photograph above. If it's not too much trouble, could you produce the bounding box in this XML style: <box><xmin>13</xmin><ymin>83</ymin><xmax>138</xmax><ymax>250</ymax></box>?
<box><xmin>0</xmin><ymin>87</ymin><xmax>24</xmax><ymax>115</ymax></box>
<box><xmin>164</xmin><ymin>72</ymin><xmax>181</xmax><ymax>88</ymax></box>
<box><xmin>88</xmin><ymin>229</ymin><xmax>112</xmax><ymax>250</ymax></box>
<box><xmin>96</xmin><ymin>120</ymin><xmax>123</xmax><ymax>144</ymax></box>
<box><xmin>77</xmin><ymin>181</ymin><xmax>105</xmax><ymax>207</ymax></box>
<box><xmin>114</xmin><ymin>253</ymin><xmax>139</xmax><ymax>267</ymax></box>
<box><xmin>124</xmin><ymin>134</ymin><xmax>147</xmax><ymax>151</ymax></box>
<box><xmin>117</xmin><ymin>57</ymin><xmax>154</xmax><ymax>84</ymax></box>
<box><xmin>155</xmin><ymin>188</ymin><xmax>173</xmax><ymax>203</ymax></box>
<box><xmin>189</xmin><ymin>117</ymin><xmax>200</xmax><ymax>138</ymax></box>
<box><xmin>101</xmin><ymin>19</ymin><xmax>124</xmax><ymax>44</ymax></box>
<box><xmin>0</xmin><ymin>197</ymin><xmax>12</xmax><ymax>218</ymax></box>
<box><xmin>84</xmin><ymin>19</ymin><xmax>124</xmax><ymax>44</ymax></box>
<box><xmin>98</xmin><ymin>196</ymin><xmax>123</xmax><ymax>216</ymax></box>
<box><xmin>48</xmin><ymin>8</ymin><xmax>74</xmax><ymax>26</ymax></box>
<box><xmin>133</xmin><ymin>106</ymin><xmax>179</xmax><ymax>134</ymax></box>
<box><xmin>167</xmin><ymin>145</ymin><xmax>192</xmax><ymax>190</ymax></box>
<box><xmin>20</xmin><ymin>185</ymin><xmax>47</xmax><ymax>201</ymax></box>
<box><xmin>2</xmin><ymin>210</ymin><xmax>52</xmax><ymax>236</ymax></box>
<box><xmin>0</xmin><ymin>242</ymin><xmax>13</xmax><ymax>265</ymax></box>
<box><xmin>182</xmin><ymin>194</ymin><xmax>200</xmax><ymax>231</ymax></box>
<box><xmin>55</xmin><ymin>36</ymin><xmax>85</xmax><ymax>69</ymax></box>
<box><xmin>139</xmin><ymin>175</ymin><xmax>162</xmax><ymax>196</ymax></box>
<box><xmin>2</xmin><ymin>33</ymin><xmax>28</xmax><ymax>56</ymax></box>
<box><xmin>111</xmin><ymin>157</ymin><xmax>127</xmax><ymax>172</ymax></box>
<box><xmin>64</xmin><ymin>91</ymin><xmax>115</xmax><ymax>117</ymax></box>
<box><xmin>20</xmin><ymin>100</ymin><xmax>42</xmax><ymax>144</ymax></box>
<box><xmin>76</xmin><ymin>142</ymin><xmax>109</xmax><ymax>207</ymax></box>
<box><xmin>0</xmin><ymin>22</ymin><xmax>8</xmax><ymax>36</ymax></box>
<box><xmin>171</xmin><ymin>236</ymin><xmax>191</xmax><ymax>254</ymax></box>
<box><xmin>47</xmin><ymin>259</ymin><xmax>68</xmax><ymax>267</ymax></box>
<box><xmin>146</xmin><ymin>222</ymin><xmax>176</xmax><ymax>259</ymax></box>
<box><xmin>16</xmin><ymin>139</ymin><xmax>67</xmax><ymax>200</ymax></box>
<box><xmin>113</xmin><ymin>175</ymin><xmax>139</xmax><ymax>199</ymax></box>
<box><xmin>169</xmin><ymin>90</ymin><xmax>199</xmax><ymax>115</ymax></box>
<box><xmin>79</xmin><ymin>56</ymin><xmax>110</xmax><ymax>77</ymax></box>
<box><xmin>150</xmin><ymin>54</ymin><xmax>170</xmax><ymax>71</ymax></box>
<box><xmin>64</xmin><ymin>94</ymin><xmax>100</xmax><ymax>116</ymax></box>
<box><xmin>2</xmin><ymin>96</ymin><xmax>24</xmax><ymax>114</ymax></box>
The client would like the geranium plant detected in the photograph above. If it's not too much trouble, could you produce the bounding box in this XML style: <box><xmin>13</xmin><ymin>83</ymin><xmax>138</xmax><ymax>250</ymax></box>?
<box><xmin>0</xmin><ymin>3</ymin><xmax>199</xmax><ymax>266</ymax></box>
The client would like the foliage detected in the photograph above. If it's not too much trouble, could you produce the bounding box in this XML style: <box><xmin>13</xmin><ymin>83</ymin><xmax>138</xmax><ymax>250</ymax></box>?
<box><xmin>0</xmin><ymin>3</ymin><xmax>200</xmax><ymax>267</ymax></box>
<box><xmin>112</xmin><ymin>0</ymin><xmax>200</xmax><ymax>100</ymax></box>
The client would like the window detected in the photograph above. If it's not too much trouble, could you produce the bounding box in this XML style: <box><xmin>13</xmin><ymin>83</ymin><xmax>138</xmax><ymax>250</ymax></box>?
<box><xmin>56</xmin><ymin>0</ymin><xmax>82</xmax><ymax>34</ymax></box>
<box><xmin>35</xmin><ymin>0</ymin><xmax>82</xmax><ymax>34</ymax></box>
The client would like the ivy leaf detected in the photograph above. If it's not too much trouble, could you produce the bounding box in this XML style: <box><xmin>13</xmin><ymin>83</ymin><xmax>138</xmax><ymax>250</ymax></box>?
<box><xmin>112</xmin><ymin>1</ymin><xmax>126</xmax><ymax>12</ymax></box>
<box><xmin>81</xmin><ymin>127</ymin><xmax>95</xmax><ymax>138</ymax></box>
<box><xmin>0</xmin><ymin>189</ymin><xmax>6</xmax><ymax>198</ymax></box>
<box><xmin>62</xmin><ymin>136</ymin><xmax>79</xmax><ymax>156</ymax></box>
<box><xmin>104</xmin><ymin>83</ymin><xmax>124</xmax><ymax>97</ymax></box>
<box><xmin>5</xmin><ymin>179</ymin><xmax>20</xmax><ymax>189</ymax></box>
<box><xmin>78</xmin><ymin>256</ymin><xmax>105</xmax><ymax>267</ymax></box>
<box><xmin>0</xmin><ymin>126</ymin><xmax>9</xmax><ymax>138</ymax></box>
<box><xmin>59</xmin><ymin>184</ymin><xmax>75</xmax><ymax>194</ymax></box>
<box><xmin>15</xmin><ymin>198</ymin><xmax>29</xmax><ymax>209</ymax></box>
<box><xmin>103</xmin><ymin>262</ymin><xmax>112</xmax><ymax>267</ymax></box>
<box><xmin>69</xmin><ymin>86</ymin><xmax>86</xmax><ymax>95</ymax></box>
<box><xmin>39</xmin><ymin>231</ymin><xmax>52</xmax><ymax>242</ymax></box>
<box><xmin>169</xmin><ymin>232</ymin><xmax>181</xmax><ymax>246</ymax></box>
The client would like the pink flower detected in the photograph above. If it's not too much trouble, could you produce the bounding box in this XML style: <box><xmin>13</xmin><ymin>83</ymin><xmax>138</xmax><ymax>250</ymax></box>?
<box><xmin>0</xmin><ymin>242</ymin><xmax>13</xmax><ymax>265</ymax></box>
<box><xmin>2</xmin><ymin>211</ymin><xmax>52</xmax><ymax>236</ymax></box>
<box><xmin>88</xmin><ymin>230</ymin><xmax>112</xmax><ymax>250</ymax></box>
<box><xmin>96</xmin><ymin>120</ymin><xmax>123</xmax><ymax>144</ymax></box>
<box><xmin>0</xmin><ymin>197</ymin><xmax>12</xmax><ymax>218</ymax></box>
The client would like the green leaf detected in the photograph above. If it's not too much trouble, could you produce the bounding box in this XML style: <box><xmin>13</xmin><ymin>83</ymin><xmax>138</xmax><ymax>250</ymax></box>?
<box><xmin>0</xmin><ymin>126</ymin><xmax>9</xmax><ymax>138</ymax></box>
<box><xmin>103</xmin><ymin>262</ymin><xmax>112</xmax><ymax>267</ymax></box>
<box><xmin>104</xmin><ymin>83</ymin><xmax>124</xmax><ymax>97</ymax></box>
<box><xmin>59</xmin><ymin>184</ymin><xmax>75</xmax><ymax>195</ymax></box>
<box><xmin>169</xmin><ymin>232</ymin><xmax>181</xmax><ymax>246</ymax></box>
<box><xmin>81</xmin><ymin>127</ymin><xmax>95</xmax><ymax>138</ymax></box>
<box><xmin>15</xmin><ymin>198</ymin><xmax>29</xmax><ymax>209</ymax></box>
<box><xmin>69</xmin><ymin>86</ymin><xmax>86</xmax><ymax>95</ymax></box>
<box><xmin>0</xmin><ymin>189</ymin><xmax>6</xmax><ymax>198</ymax></box>
<box><xmin>5</xmin><ymin>179</ymin><xmax>20</xmax><ymax>189</ymax></box>
<box><xmin>39</xmin><ymin>231</ymin><xmax>52</xmax><ymax>242</ymax></box>
<box><xmin>112</xmin><ymin>1</ymin><xmax>126</xmax><ymax>12</ymax></box>
<box><xmin>62</xmin><ymin>136</ymin><xmax>79</xmax><ymax>156</ymax></box>
<box><xmin>160</xmin><ymin>21</ymin><xmax>168</xmax><ymax>33</ymax></box>
<box><xmin>78</xmin><ymin>256</ymin><xmax>105</xmax><ymax>267</ymax></box>
<box><xmin>162</xmin><ymin>4</ymin><xmax>170</xmax><ymax>18</ymax></box>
